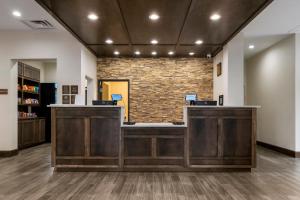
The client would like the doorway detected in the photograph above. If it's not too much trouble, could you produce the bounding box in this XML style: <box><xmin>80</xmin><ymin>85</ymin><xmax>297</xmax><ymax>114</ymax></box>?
<box><xmin>16</xmin><ymin>59</ymin><xmax>57</xmax><ymax>148</ymax></box>
<box><xmin>98</xmin><ymin>80</ymin><xmax>130</xmax><ymax>121</ymax></box>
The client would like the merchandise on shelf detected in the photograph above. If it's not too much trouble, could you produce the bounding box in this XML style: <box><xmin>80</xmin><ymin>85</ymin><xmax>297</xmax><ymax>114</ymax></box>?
<box><xmin>18</xmin><ymin>112</ymin><xmax>37</xmax><ymax>118</ymax></box>
<box><xmin>22</xmin><ymin>85</ymin><xmax>39</xmax><ymax>93</ymax></box>
<box><xmin>23</xmin><ymin>98</ymin><xmax>39</xmax><ymax>105</ymax></box>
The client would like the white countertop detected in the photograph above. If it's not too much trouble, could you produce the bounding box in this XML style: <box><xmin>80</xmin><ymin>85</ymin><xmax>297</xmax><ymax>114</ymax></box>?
<box><xmin>184</xmin><ymin>105</ymin><xmax>261</xmax><ymax>108</ymax></box>
<box><xmin>48</xmin><ymin>104</ymin><xmax>123</xmax><ymax>108</ymax></box>
<box><xmin>49</xmin><ymin>104</ymin><xmax>260</xmax><ymax>108</ymax></box>
<box><xmin>121</xmin><ymin>123</ymin><xmax>187</xmax><ymax>128</ymax></box>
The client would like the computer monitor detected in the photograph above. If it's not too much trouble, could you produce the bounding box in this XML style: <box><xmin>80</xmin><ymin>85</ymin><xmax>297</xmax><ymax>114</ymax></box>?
<box><xmin>111</xmin><ymin>94</ymin><xmax>122</xmax><ymax>101</ymax></box>
<box><xmin>185</xmin><ymin>94</ymin><xmax>197</xmax><ymax>101</ymax></box>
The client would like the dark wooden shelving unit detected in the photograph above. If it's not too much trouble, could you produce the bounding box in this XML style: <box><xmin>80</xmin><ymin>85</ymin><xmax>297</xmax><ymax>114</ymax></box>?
<box><xmin>18</xmin><ymin>62</ymin><xmax>45</xmax><ymax>150</ymax></box>
<box><xmin>21</xmin><ymin>90</ymin><xmax>40</xmax><ymax>95</ymax></box>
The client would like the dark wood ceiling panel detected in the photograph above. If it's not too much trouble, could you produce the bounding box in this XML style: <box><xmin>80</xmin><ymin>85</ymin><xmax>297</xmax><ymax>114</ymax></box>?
<box><xmin>36</xmin><ymin>0</ymin><xmax>273</xmax><ymax>57</ymax></box>
<box><xmin>177</xmin><ymin>45</ymin><xmax>220</xmax><ymax>58</ymax></box>
<box><xmin>39</xmin><ymin>0</ymin><xmax>51</xmax><ymax>7</ymax></box>
<box><xmin>89</xmin><ymin>45</ymin><xmax>132</xmax><ymax>57</ymax></box>
<box><xmin>45</xmin><ymin>0</ymin><xmax>130</xmax><ymax>44</ymax></box>
<box><xmin>132</xmin><ymin>45</ymin><xmax>176</xmax><ymax>57</ymax></box>
<box><xmin>118</xmin><ymin>0</ymin><xmax>192</xmax><ymax>44</ymax></box>
<box><xmin>91</xmin><ymin>45</ymin><xmax>219</xmax><ymax>58</ymax></box>
<box><xmin>91</xmin><ymin>45</ymin><xmax>176</xmax><ymax>57</ymax></box>
<box><xmin>179</xmin><ymin>0</ymin><xmax>272</xmax><ymax>45</ymax></box>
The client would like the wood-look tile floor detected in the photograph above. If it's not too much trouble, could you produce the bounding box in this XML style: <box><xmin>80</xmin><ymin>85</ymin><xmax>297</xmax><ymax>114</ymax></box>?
<box><xmin>1</xmin><ymin>145</ymin><xmax>300</xmax><ymax>200</ymax></box>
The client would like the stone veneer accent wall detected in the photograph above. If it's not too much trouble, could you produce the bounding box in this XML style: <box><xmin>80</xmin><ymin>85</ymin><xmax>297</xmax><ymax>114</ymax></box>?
<box><xmin>97</xmin><ymin>58</ymin><xmax>213</xmax><ymax>122</ymax></box>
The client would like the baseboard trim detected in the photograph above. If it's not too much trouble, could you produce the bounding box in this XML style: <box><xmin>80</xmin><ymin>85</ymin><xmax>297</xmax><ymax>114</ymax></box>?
<box><xmin>0</xmin><ymin>149</ymin><xmax>19</xmax><ymax>157</ymax></box>
<box><xmin>257</xmin><ymin>141</ymin><xmax>300</xmax><ymax>158</ymax></box>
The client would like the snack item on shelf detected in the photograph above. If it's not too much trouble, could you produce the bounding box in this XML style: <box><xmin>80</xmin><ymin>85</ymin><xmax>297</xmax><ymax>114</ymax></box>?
<box><xmin>22</xmin><ymin>85</ymin><xmax>28</xmax><ymax>91</ymax></box>
<box><xmin>24</xmin><ymin>98</ymin><xmax>39</xmax><ymax>105</ymax></box>
<box><xmin>35</xmin><ymin>86</ymin><xmax>39</xmax><ymax>93</ymax></box>
<box><xmin>22</xmin><ymin>85</ymin><xmax>39</xmax><ymax>93</ymax></box>
<box><xmin>18</xmin><ymin>112</ymin><xmax>37</xmax><ymax>118</ymax></box>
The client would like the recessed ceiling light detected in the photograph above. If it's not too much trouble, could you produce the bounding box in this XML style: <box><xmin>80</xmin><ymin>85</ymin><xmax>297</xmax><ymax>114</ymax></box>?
<box><xmin>168</xmin><ymin>51</ymin><xmax>174</xmax><ymax>55</ymax></box>
<box><xmin>135</xmin><ymin>51</ymin><xmax>141</xmax><ymax>55</ymax></box>
<box><xmin>151</xmin><ymin>51</ymin><xmax>157</xmax><ymax>56</ymax></box>
<box><xmin>114</xmin><ymin>51</ymin><xmax>120</xmax><ymax>55</ymax></box>
<box><xmin>149</xmin><ymin>13</ymin><xmax>160</xmax><ymax>21</ymax></box>
<box><xmin>249</xmin><ymin>45</ymin><xmax>255</xmax><ymax>49</ymax></box>
<box><xmin>88</xmin><ymin>13</ymin><xmax>98</xmax><ymax>21</ymax></box>
<box><xmin>195</xmin><ymin>40</ymin><xmax>203</xmax><ymax>45</ymax></box>
<box><xmin>151</xmin><ymin>39</ymin><xmax>158</xmax><ymax>45</ymax></box>
<box><xmin>12</xmin><ymin>10</ymin><xmax>21</xmax><ymax>17</ymax></box>
<box><xmin>210</xmin><ymin>13</ymin><xmax>221</xmax><ymax>21</ymax></box>
<box><xmin>189</xmin><ymin>52</ymin><xmax>195</xmax><ymax>56</ymax></box>
<box><xmin>105</xmin><ymin>39</ymin><xmax>113</xmax><ymax>44</ymax></box>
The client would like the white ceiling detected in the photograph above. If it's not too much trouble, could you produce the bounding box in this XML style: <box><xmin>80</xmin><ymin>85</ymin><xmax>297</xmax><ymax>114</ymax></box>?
<box><xmin>243</xmin><ymin>0</ymin><xmax>300</xmax><ymax>59</ymax></box>
<box><xmin>0</xmin><ymin>0</ymin><xmax>64</xmax><ymax>31</ymax></box>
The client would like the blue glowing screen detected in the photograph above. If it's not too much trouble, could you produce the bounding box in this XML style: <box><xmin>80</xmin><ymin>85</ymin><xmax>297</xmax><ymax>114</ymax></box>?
<box><xmin>111</xmin><ymin>94</ymin><xmax>122</xmax><ymax>101</ymax></box>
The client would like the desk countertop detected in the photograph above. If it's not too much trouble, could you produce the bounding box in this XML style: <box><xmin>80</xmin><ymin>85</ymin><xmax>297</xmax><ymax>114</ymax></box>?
<box><xmin>48</xmin><ymin>104</ymin><xmax>123</xmax><ymax>108</ymax></box>
<box><xmin>121</xmin><ymin>123</ymin><xmax>187</xmax><ymax>128</ymax></box>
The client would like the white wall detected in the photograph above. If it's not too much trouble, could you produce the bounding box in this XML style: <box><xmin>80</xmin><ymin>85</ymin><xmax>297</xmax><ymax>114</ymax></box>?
<box><xmin>295</xmin><ymin>34</ymin><xmax>300</xmax><ymax>151</ymax></box>
<box><xmin>44</xmin><ymin>62</ymin><xmax>57</xmax><ymax>83</ymax></box>
<box><xmin>0</xmin><ymin>30</ymin><xmax>97</xmax><ymax>151</ymax></box>
<box><xmin>81</xmin><ymin>47</ymin><xmax>97</xmax><ymax>105</ymax></box>
<box><xmin>0</xmin><ymin>30</ymin><xmax>82</xmax><ymax>102</ymax></box>
<box><xmin>246</xmin><ymin>36</ymin><xmax>296</xmax><ymax>151</ymax></box>
<box><xmin>213</xmin><ymin>33</ymin><xmax>245</xmax><ymax>105</ymax></box>
<box><xmin>226</xmin><ymin>33</ymin><xmax>245</xmax><ymax>105</ymax></box>
<box><xmin>213</xmin><ymin>51</ymin><xmax>226</xmax><ymax>102</ymax></box>
<box><xmin>8</xmin><ymin>62</ymin><xmax>18</xmax><ymax>151</ymax></box>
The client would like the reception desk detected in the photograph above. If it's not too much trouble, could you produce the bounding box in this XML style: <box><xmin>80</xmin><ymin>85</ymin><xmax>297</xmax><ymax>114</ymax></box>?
<box><xmin>50</xmin><ymin>105</ymin><xmax>257</xmax><ymax>172</ymax></box>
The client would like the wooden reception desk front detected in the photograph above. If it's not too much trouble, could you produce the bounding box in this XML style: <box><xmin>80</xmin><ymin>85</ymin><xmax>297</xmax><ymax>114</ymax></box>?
<box><xmin>50</xmin><ymin>105</ymin><xmax>257</xmax><ymax>172</ymax></box>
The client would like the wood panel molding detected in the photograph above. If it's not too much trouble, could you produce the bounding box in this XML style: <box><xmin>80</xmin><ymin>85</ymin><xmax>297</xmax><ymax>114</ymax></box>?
<box><xmin>0</xmin><ymin>149</ymin><xmax>18</xmax><ymax>157</ymax></box>
<box><xmin>188</xmin><ymin>108</ymin><xmax>254</xmax><ymax>167</ymax></box>
<box><xmin>53</xmin><ymin>107</ymin><xmax>121</xmax><ymax>169</ymax></box>
<box><xmin>18</xmin><ymin>118</ymin><xmax>46</xmax><ymax>150</ymax></box>
<box><xmin>51</xmin><ymin>107</ymin><xmax>256</xmax><ymax>172</ymax></box>
<box><xmin>257</xmin><ymin>141</ymin><xmax>300</xmax><ymax>158</ymax></box>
